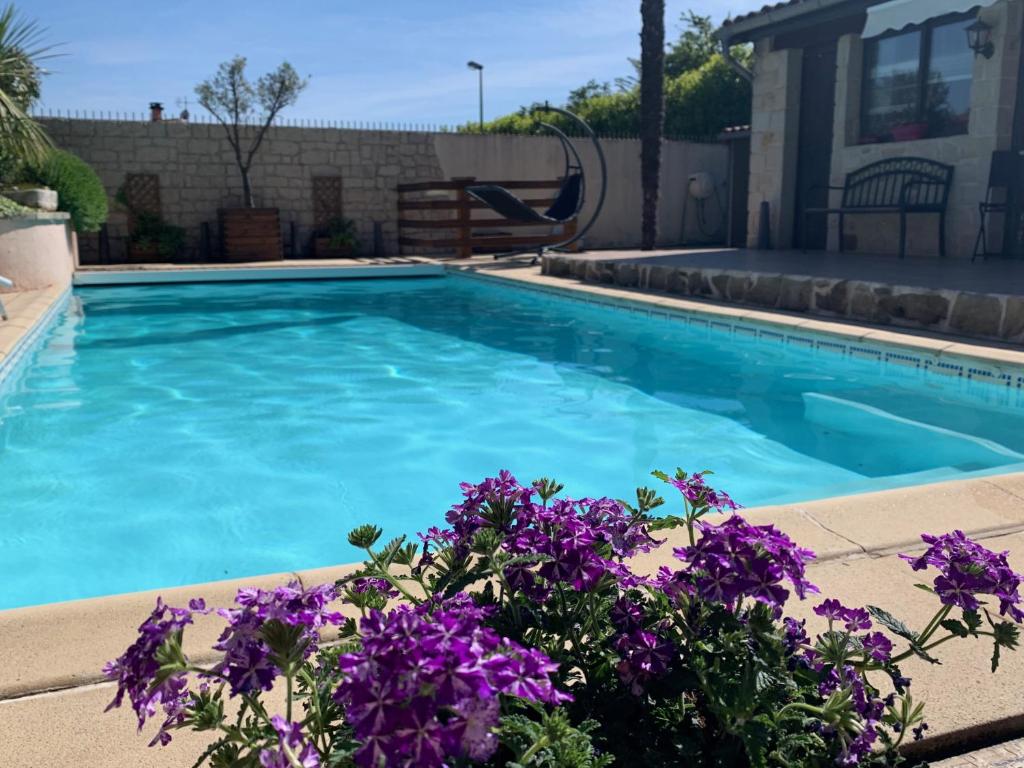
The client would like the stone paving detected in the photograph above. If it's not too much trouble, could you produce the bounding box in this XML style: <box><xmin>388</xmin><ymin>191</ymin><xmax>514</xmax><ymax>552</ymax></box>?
<box><xmin>934</xmin><ymin>738</ymin><xmax>1024</xmax><ymax>767</ymax></box>
<box><xmin>541</xmin><ymin>249</ymin><xmax>1024</xmax><ymax>344</ymax></box>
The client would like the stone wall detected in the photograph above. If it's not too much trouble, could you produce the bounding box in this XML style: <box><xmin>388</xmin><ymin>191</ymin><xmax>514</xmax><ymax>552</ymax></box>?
<box><xmin>542</xmin><ymin>253</ymin><xmax>1024</xmax><ymax>343</ymax></box>
<box><xmin>40</xmin><ymin>118</ymin><xmax>728</xmax><ymax>260</ymax></box>
<box><xmin>40</xmin><ymin>118</ymin><xmax>445</xmax><ymax>261</ymax></box>
<box><xmin>746</xmin><ymin>42</ymin><xmax>802</xmax><ymax>249</ymax></box>
<box><xmin>745</xmin><ymin>0</ymin><xmax>1024</xmax><ymax>259</ymax></box>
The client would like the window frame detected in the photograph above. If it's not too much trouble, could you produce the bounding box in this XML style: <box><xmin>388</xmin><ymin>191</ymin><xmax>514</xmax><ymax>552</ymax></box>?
<box><xmin>859</xmin><ymin>11</ymin><xmax>976</xmax><ymax>144</ymax></box>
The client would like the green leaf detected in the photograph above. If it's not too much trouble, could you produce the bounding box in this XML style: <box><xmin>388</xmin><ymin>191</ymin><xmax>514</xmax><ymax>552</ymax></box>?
<box><xmin>963</xmin><ymin>610</ymin><xmax>983</xmax><ymax>632</ymax></box>
<box><xmin>868</xmin><ymin>606</ymin><xmax>918</xmax><ymax>642</ymax></box>
<box><xmin>914</xmin><ymin>583</ymin><xmax>936</xmax><ymax>595</ymax></box>
<box><xmin>939</xmin><ymin>619</ymin><xmax>969</xmax><ymax>638</ymax></box>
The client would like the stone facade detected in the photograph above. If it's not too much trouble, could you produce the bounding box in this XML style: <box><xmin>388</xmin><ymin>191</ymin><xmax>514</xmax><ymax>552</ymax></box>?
<box><xmin>747</xmin><ymin>43</ymin><xmax>803</xmax><ymax>249</ymax></box>
<box><xmin>744</xmin><ymin>0</ymin><xmax>1024</xmax><ymax>259</ymax></box>
<box><xmin>40</xmin><ymin>118</ymin><xmax>446</xmax><ymax>260</ymax></box>
<box><xmin>542</xmin><ymin>253</ymin><xmax>1024</xmax><ymax>343</ymax></box>
<box><xmin>39</xmin><ymin>119</ymin><xmax>728</xmax><ymax>261</ymax></box>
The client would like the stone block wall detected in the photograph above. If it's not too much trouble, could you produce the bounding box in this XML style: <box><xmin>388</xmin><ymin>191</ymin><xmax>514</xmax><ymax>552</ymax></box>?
<box><xmin>40</xmin><ymin>118</ymin><xmax>445</xmax><ymax>260</ymax></box>
<box><xmin>542</xmin><ymin>253</ymin><xmax>1024</xmax><ymax>343</ymax></box>
<box><xmin>747</xmin><ymin>41</ymin><xmax>803</xmax><ymax>249</ymax></box>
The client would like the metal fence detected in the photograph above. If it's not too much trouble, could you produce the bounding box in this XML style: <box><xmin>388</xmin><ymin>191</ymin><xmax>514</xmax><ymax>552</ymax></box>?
<box><xmin>29</xmin><ymin>107</ymin><xmax>718</xmax><ymax>143</ymax></box>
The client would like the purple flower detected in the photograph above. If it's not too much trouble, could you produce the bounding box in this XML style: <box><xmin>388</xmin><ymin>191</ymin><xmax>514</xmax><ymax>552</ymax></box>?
<box><xmin>813</xmin><ymin>600</ymin><xmax>872</xmax><ymax>633</ymax></box>
<box><xmin>901</xmin><ymin>531</ymin><xmax>1024</xmax><ymax>622</ymax></box>
<box><xmin>818</xmin><ymin>664</ymin><xmax>886</xmax><ymax>766</ymax></box>
<box><xmin>214</xmin><ymin>582</ymin><xmax>345</xmax><ymax>696</ymax></box>
<box><xmin>334</xmin><ymin>594</ymin><xmax>568</xmax><ymax>768</ymax></box>
<box><xmin>349</xmin><ymin>577</ymin><xmax>400</xmax><ymax>600</ymax></box>
<box><xmin>666</xmin><ymin>471</ymin><xmax>741</xmax><ymax>511</ymax></box>
<box><xmin>103</xmin><ymin>598</ymin><xmax>199</xmax><ymax>746</ymax></box>
<box><xmin>861</xmin><ymin>632</ymin><xmax>893</xmax><ymax>663</ymax></box>
<box><xmin>671</xmin><ymin>515</ymin><xmax>818</xmax><ymax>611</ymax></box>
<box><xmin>615</xmin><ymin>629</ymin><xmax>674</xmax><ymax>695</ymax></box>
<box><xmin>259</xmin><ymin>717</ymin><xmax>321</xmax><ymax>768</ymax></box>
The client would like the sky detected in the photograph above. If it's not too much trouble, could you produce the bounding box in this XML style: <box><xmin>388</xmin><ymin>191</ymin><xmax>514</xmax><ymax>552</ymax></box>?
<box><xmin>31</xmin><ymin>0</ymin><xmax>766</xmax><ymax>127</ymax></box>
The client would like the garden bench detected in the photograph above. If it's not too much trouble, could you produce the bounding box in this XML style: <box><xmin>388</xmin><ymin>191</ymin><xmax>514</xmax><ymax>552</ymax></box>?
<box><xmin>804</xmin><ymin>157</ymin><xmax>954</xmax><ymax>258</ymax></box>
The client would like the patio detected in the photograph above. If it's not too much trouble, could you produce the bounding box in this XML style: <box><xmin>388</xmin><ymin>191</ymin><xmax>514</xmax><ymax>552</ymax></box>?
<box><xmin>542</xmin><ymin>248</ymin><xmax>1024</xmax><ymax>344</ymax></box>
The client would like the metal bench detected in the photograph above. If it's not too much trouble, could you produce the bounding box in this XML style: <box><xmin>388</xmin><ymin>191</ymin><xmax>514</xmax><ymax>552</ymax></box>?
<box><xmin>804</xmin><ymin>157</ymin><xmax>954</xmax><ymax>258</ymax></box>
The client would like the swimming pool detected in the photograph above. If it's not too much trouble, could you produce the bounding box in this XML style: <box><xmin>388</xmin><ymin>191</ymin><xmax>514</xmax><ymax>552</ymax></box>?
<box><xmin>1</xmin><ymin>274</ymin><xmax>1022</xmax><ymax>609</ymax></box>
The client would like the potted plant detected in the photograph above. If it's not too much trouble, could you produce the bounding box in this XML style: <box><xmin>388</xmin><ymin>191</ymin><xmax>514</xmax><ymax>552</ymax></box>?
<box><xmin>126</xmin><ymin>211</ymin><xmax>187</xmax><ymax>263</ymax></box>
<box><xmin>313</xmin><ymin>216</ymin><xmax>360</xmax><ymax>258</ymax></box>
<box><xmin>195</xmin><ymin>57</ymin><xmax>307</xmax><ymax>262</ymax></box>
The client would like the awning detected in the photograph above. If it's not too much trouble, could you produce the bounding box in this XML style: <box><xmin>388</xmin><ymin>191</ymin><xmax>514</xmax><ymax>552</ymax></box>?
<box><xmin>862</xmin><ymin>0</ymin><xmax>987</xmax><ymax>39</ymax></box>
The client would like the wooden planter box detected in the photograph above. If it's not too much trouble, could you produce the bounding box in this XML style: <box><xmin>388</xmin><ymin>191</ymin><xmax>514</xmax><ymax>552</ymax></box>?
<box><xmin>219</xmin><ymin>208</ymin><xmax>282</xmax><ymax>262</ymax></box>
<box><xmin>312</xmin><ymin>237</ymin><xmax>356</xmax><ymax>259</ymax></box>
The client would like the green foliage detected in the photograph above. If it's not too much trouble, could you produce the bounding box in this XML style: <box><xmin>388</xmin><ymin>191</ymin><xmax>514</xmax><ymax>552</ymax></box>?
<box><xmin>23</xmin><ymin>149</ymin><xmax>107</xmax><ymax>232</ymax></box>
<box><xmin>321</xmin><ymin>216</ymin><xmax>359</xmax><ymax>251</ymax></box>
<box><xmin>0</xmin><ymin>192</ymin><xmax>29</xmax><ymax>217</ymax></box>
<box><xmin>130</xmin><ymin>213</ymin><xmax>186</xmax><ymax>259</ymax></box>
<box><xmin>467</xmin><ymin>9</ymin><xmax>752</xmax><ymax>139</ymax></box>
<box><xmin>665</xmin><ymin>11</ymin><xmax>718</xmax><ymax>77</ymax></box>
<box><xmin>0</xmin><ymin>4</ymin><xmax>58</xmax><ymax>180</ymax></box>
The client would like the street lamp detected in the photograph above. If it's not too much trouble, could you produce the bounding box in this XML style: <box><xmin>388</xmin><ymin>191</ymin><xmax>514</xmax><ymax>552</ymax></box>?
<box><xmin>467</xmin><ymin>60</ymin><xmax>484</xmax><ymax>131</ymax></box>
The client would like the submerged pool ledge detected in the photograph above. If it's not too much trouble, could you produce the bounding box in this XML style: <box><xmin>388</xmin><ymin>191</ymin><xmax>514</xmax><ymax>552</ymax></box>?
<box><xmin>2</xmin><ymin>472</ymin><xmax>1024</xmax><ymax>766</ymax></box>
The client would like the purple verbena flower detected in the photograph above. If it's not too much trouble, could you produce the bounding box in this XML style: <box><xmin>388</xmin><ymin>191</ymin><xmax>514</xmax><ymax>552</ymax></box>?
<box><xmin>103</xmin><ymin>598</ymin><xmax>199</xmax><ymax>746</ymax></box>
<box><xmin>334</xmin><ymin>594</ymin><xmax>568</xmax><ymax>768</ymax></box>
<box><xmin>667</xmin><ymin>471</ymin><xmax>741</xmax><ymax>511</ymax></box>
<box><xmin>615</xmin><ymin>629</ymin><xmax>674</xmax><ymax>695</ymax></box>
<box><xmin>672</xmin><ymin>515</ymin><xmax>818</xmax><ymax>611</ymax></box>
<box><xmin>814</xmin><ymin>600</ymin><xmax>872</xmax><ymax>633</ymax></box>
<box><xmin>901</xmin><ymin>531</ymin><xmax>1024</xmax><ymax>622</ymax></box>
<box><xmin>214</xmin><ymin>581</ymin><xmax>345</xmax><ymax>696</ymax></box>
<box><xmin>259</xmin><ymin>717</ymin><xmax>321</xmax><ymax>768</ymax></box>
<box><xmin>861</xmin><ymin>632</ymin><xmax>893</xmax><ymax>663</ymax></box>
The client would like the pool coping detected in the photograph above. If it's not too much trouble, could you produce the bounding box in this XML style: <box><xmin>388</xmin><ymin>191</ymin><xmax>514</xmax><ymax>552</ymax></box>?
<box><xmin>449</xmin><ymin>263</ymin><xmax>1024</xmax><ymax>386</ymax></box>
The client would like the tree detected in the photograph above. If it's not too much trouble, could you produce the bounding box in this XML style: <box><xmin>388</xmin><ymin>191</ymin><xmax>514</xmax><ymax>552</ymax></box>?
<box><xmin>639</xmin><ymin>0</ymin><xmax>665</xmax><ymax>251</ymax></box>
<box><xmin>664</xmin><ymin>11</ymin><xmax>717</xmax><ymax>77</ymax></box>
<box><xmin>0</xmin><ymin>4</ymin><xmax>56</xmax><ymax>176</ymax></box>
<box><xmin>196</xmin><ymin>57</ymin><xmax>307</xmax><ymax>208</ymax></box>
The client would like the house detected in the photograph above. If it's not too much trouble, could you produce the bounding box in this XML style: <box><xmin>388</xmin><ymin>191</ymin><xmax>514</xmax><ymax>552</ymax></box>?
<box><xmin>718</xmin><ymin>0</ymin><xmax>1024</xmax><ymax>260</ymax></box>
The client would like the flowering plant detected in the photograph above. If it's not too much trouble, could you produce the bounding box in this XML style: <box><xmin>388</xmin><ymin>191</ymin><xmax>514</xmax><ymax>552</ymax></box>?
<box><xmin>106</xmin><ymin>469</ymin><xmax>1023</xmax><ymax>767</ymax></box>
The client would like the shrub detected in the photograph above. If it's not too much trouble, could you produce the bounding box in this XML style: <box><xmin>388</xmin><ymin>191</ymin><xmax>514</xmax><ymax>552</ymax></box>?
<box><xmin>23</xmin><ymin>149</ymin><xmax>107</xmax><ymax>232</ymax></box>
<box><xmin>0</xmin><ymin>193</ymin><xmax>30</xmax><ymax>217</ymax></box>
<box><xmin>106</xmin><ymin>469</ymin><xmax>1022</xmax><ymax>767</ymax></box>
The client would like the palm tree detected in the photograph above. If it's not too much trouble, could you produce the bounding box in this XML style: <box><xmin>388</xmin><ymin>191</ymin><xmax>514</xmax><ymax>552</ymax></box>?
<box><xmin>639</xmin><ymin>0</ymin><xmax>665</xmax><ymax>251</ymax></box>
<box><xmin>0</xmin><ymin>4</ymin><xmax>55</xmax><ymax>168</ymax></box>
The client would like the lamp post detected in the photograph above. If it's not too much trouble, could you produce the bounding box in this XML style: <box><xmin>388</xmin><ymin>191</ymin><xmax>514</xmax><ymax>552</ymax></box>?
<box><xmin>467</xmin><ymin>60</ymin><xmax>484</xmax><ymax>131</ymax></box>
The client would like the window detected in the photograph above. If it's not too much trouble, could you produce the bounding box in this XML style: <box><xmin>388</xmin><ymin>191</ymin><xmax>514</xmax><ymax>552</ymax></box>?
<box><xmin>861</xmin><ymin>15</ymin><xmax>975</xmax><ymax>143</ymax></box>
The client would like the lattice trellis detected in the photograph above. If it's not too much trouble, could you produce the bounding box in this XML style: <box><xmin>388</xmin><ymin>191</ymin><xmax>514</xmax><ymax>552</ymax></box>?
<box><xmin>312</xmin><ymin>176</ymin><xmax>343</xmax><ymax>229</ymax></box>
<box><xmin>123</xmin><ymin>173</ymin><xmax>161</xmax><ymax>217</ymax></box>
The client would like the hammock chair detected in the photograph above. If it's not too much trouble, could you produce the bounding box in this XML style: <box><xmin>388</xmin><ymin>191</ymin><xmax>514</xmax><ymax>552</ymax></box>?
<box><xmin>466</xmin><ymin>104</ymin><xmax>607</xmax><ymax>259</ymax></box>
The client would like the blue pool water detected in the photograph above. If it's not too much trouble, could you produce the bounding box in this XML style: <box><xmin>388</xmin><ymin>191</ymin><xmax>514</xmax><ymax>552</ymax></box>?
<box><xmin>1</xmin><ymin>275</ymin><xmax>1023</xmax><ymax>609</ymax></box>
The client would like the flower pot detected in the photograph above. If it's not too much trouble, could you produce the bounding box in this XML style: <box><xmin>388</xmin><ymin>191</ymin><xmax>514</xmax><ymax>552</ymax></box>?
<box><xmin>312</xmin><ymin>237</ymin><xmax>356</xmax><ymax>259</ymax></box>
<box><xmin>890</xmin><ymin>122</ymin><xmax>927</xmax><ymax>142</ymax></box>
<box><xmin>219</xmin><ymin>208</ymin><xmax>282</xmax><ymax>262</ymax></box>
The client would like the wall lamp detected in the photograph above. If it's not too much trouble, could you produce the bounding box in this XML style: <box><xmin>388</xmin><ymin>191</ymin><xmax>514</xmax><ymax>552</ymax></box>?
<box><xmin>967</xmin><ymin>18</ymin><xmax>995</xmax><ymax>59</ymax></box>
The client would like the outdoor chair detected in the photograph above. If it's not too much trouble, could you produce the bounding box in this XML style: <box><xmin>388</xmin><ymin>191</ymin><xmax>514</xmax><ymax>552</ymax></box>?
<box><xmin>972</xmin><ymin>150</ymin><xmax>1018</xmax><ymax>262</ymax></box>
